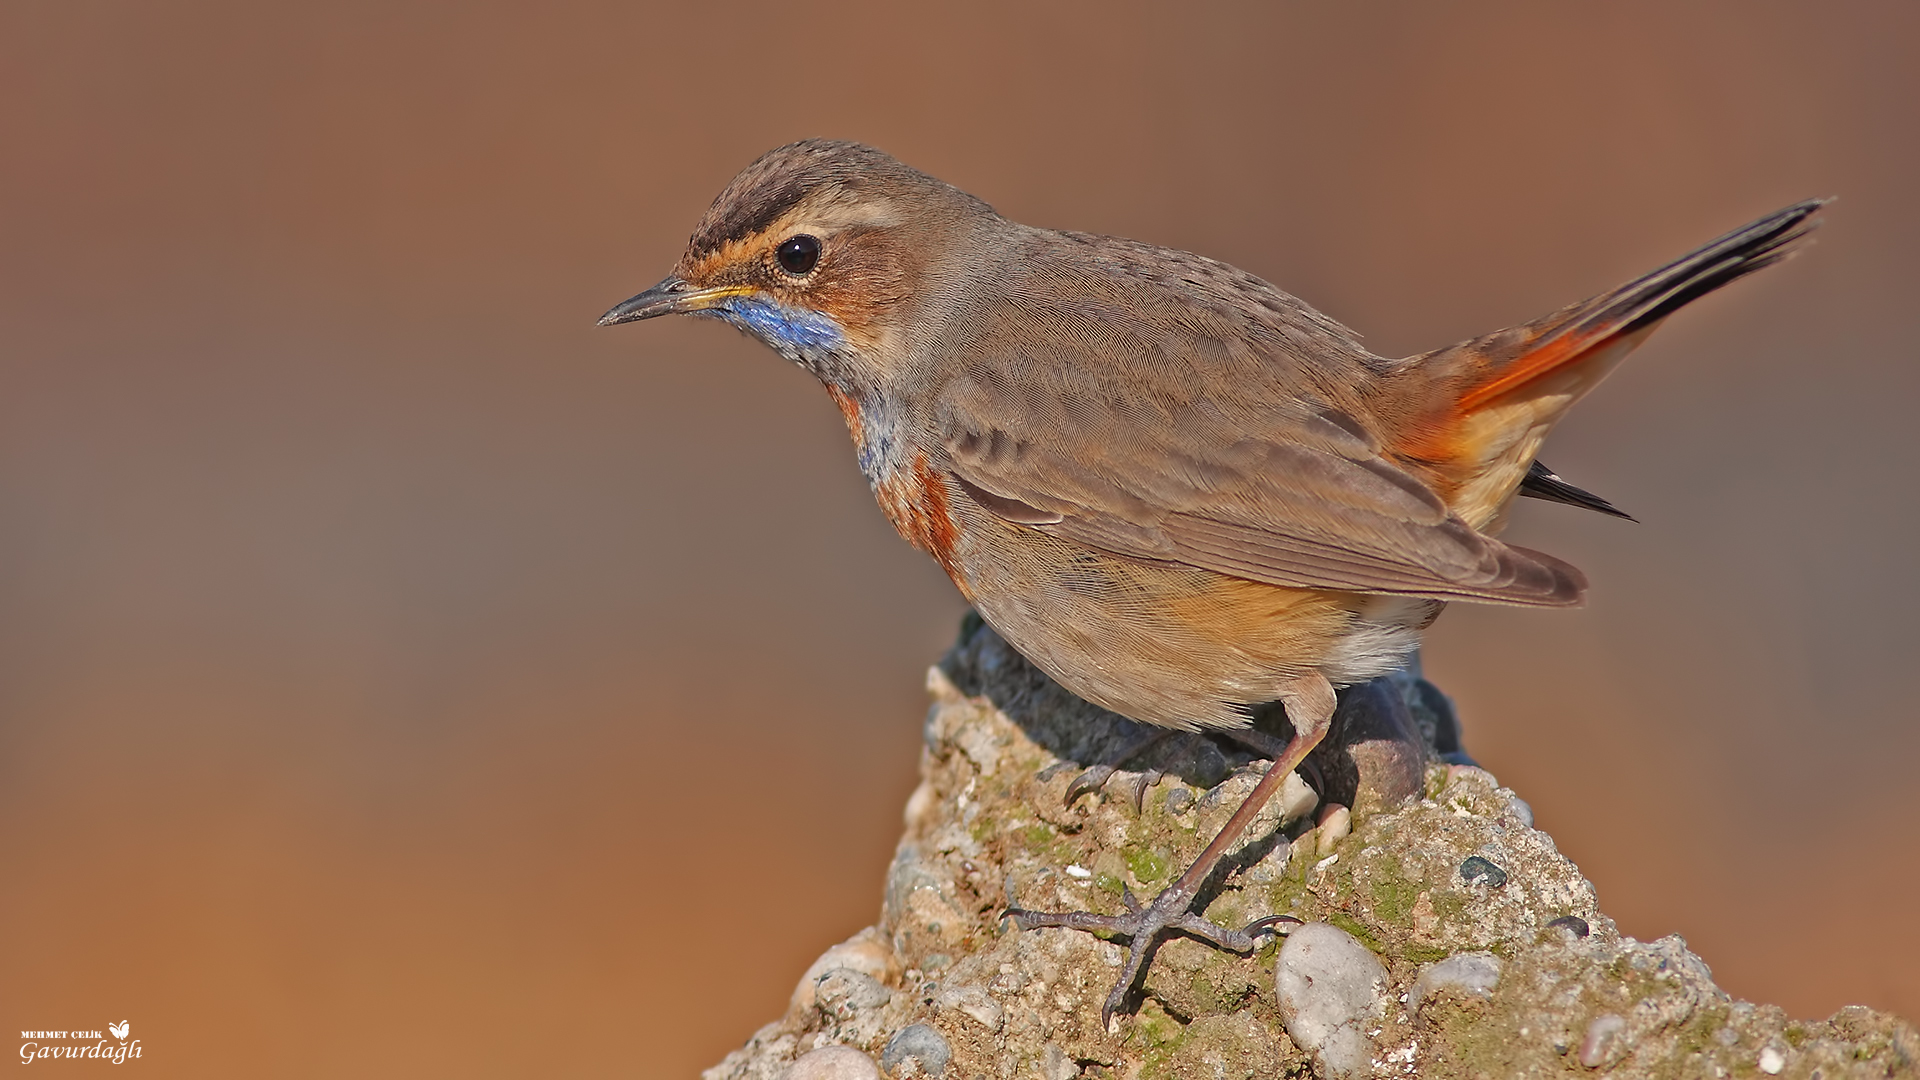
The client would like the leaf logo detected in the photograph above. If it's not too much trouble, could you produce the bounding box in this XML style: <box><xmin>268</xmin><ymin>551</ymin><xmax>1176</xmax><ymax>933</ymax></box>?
<box><xmin>108</xmin><ymin>1022</ymin><xmax>129</xmax><ymax>1041</ymax></box>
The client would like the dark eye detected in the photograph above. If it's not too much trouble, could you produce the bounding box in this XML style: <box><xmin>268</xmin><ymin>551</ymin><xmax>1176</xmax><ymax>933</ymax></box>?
<box><xmin>776</xmin><ymin>234</ymin><xmax>821</xmax><ymax>276</ymax></box>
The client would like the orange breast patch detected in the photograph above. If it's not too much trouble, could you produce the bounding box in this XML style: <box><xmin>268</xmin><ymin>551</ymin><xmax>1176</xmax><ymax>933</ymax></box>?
<box><xmin>874</xmin><ymin>454</ymin><xmax>967</xmax><ymax>593</ymax></box>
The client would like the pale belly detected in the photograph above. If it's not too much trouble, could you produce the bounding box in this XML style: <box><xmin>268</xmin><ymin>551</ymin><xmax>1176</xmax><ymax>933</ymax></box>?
<box><xmin>947</xmin><ymin>506</ymin><xmax>1436</xmax><ymax>731</ymax></box>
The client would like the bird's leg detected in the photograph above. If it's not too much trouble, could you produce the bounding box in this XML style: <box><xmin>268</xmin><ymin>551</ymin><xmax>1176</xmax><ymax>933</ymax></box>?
<box><xmin>1217</xmin><ymin>726</ymin><xmax>1327</xmax><ymax>801</ymax></box>
<box><xmin>1007</xmin><ymin>673</ymin><xmax>1336</xmax><ymax>1028</ymax></box>
<box><xmin>1056</xmin><ymin>726</ymin><xmax>1180</xmax><ymax>807</ymax></box>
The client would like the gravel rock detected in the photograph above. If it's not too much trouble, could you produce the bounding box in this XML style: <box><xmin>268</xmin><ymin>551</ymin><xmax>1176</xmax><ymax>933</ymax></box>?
<box><xmin>932</xmin><ymin>984</ymin><xmax>1001</xmax><ymax>1032</ymax></box>
<box><xmin>1315</xmin><ymin>803</ymin><xmax>1352</xmax><ymax>857</ymax></box>
<box><xmin>813</xmin><ymin>970</ymin><xmax>894</xmax><ymax>1045</ymax></box>
<box><xmin>1580</xmin><ymin>1013</ymin><xmax>1629</xmax><ymax>1069</ymax></box>
<box><xmin>879</xmin><ymin>1024</ymin><xmax>949</xmax><ymax>1077</ymax></box>
<box><xmin>1408</xmin><ymin>951</ymin><xmax>1502</xmax><ymax>1014</ymax></box>
<box><xmin>791</xmin><ymin>929</ymin><xmax>900</xmax><ymax>1012</ymax></box>
<box><xmin>700</xmin><ymin>621</ymin><xmax>1920</xmax><ymax>1080</ymax></box>
<box><xmin>1038</xmin><ymin>1042</ymin><xmax>1079</xmax><ymax>1080</ymax></box>
<box><xmin>1458</xmin><ymin>854</ymin><xmax>1507</xmax><ymax>887</ymax></box>
<box><xmin>1546</xmin><ymin>914</ymin><xmax>1590</xmax><ymax>940</ymax></box>
<box><xmin>780</xmin><ymin>1045</ymin><xmax>881</xmax><ymax>1080</ymax></box>
<box><xmin>1274</xmin><ymin>921</ymin><xmax>1388</xmax><ymax>1079</ymax></box>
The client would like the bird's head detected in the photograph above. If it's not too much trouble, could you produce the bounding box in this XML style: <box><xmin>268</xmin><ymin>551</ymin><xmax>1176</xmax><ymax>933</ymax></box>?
<box><xmin>600</xmin><ymin>139</ymin><xmax>995</xmax><ymax>389</ymax></box>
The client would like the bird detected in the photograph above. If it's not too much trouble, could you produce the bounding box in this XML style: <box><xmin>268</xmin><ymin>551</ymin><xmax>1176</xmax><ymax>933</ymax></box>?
<box><xmin>599</xmin><ymin>138</ymin><xmax>1822</xmax><ymax>1025</ymax></box>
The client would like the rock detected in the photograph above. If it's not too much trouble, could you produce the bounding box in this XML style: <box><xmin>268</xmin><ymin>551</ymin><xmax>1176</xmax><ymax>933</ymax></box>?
<box><xmin>1408</xmin><ymin>952</ymin><xmax>1502</xmax><ymax>1014</ymax></box>
<box><xmin>816</xmin><ymin>970</ymin><xmax>892</xmax><ymax>1016</ymax></box>
<box><xmin>1320</xmin><ymin>676</ymin><xmax>1431</xmax><ymax>816</ymax></box>
<box><xmin>1759</xmin><ymin>1045</ymin><xmax>1787</xmax><ymax>1074</ymax></box>
<box><xmin>1546</xmin><ymin>914</ymin><xmax>1590</xmax><ymax>940</ymax></box>
<box><xmin>1163</xmin><ymin>785</ymin><xmax>1194</xmax><ymax>815</ymax></box>
<box><xmin>699</xmin><ymin>621</ymin><xmax>1920</xmax><ymax>1080</ymax></box>
<box><xmin>791</xmin><ymin>928</ymin><xmax>900</xmax><ymax>1012</ymax></box>
<box><xmin>1579</xmin><ymin>1013</ymin><xmax>1628</xmax><ymax>1069</ymax></box>
<box><xmin>1037</xmin><ymin>1042</ymin><xmax>1078</xmax><ymax>1080</ymax></box>
<box><xmin>932</xmin><ymin>984</ymin><xmax>1002</xmax><ymax>1033</ymax></box>
<box><xmin>1459</xmin><ymin>854</ymin><xmax>1507</xmax><ymax>887</ymax></box>
<box><xmin>879</xmin><ymin>1025</ymin><xmax>949</xmax><ymax>1077</ymax></box>
<box><xmin>781</xmin><ymin>1045</ymin><xmax>881</xmax><ymax>1080</ymax></box>
<box><xmin>814</xmin><ymin>970</ymin><xmax>894</xmax><ymax>1045</ymax></box>
<box><xmin>1315</xmin><ymin>802</ymin><xmax>1352</xmax><ymax>857</ymax></box>
<box><xmin>1274</xmin><ymin>922</ymin><xmax>1388</xmax><ymax>1080</ymax></box>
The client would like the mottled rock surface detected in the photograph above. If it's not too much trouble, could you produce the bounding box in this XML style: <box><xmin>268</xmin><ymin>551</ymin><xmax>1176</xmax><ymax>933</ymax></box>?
<box><xmin>710</xmin><ymin>620</ymin><xmax>1917</xmax><ymax>1080</ymax></box>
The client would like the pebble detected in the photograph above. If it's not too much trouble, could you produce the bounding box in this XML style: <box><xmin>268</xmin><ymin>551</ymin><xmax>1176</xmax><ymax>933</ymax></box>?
<box><xmin>1190</xmin><ymin>740</ymin><xmax>1231</xmax><ymax>789</ymax></box>
<box><xmin>791</xmin><ymin>929</ymin><xmax>899</xmax><ymax>1011</ymax></box>
<box><xmin>1277</xmin><ymin>769</ymin><xmax>1321</xmax><ymax>824</ymax></box>
<box><xmin>1546</xmin><ymin>915</ymin><xmax>1590</xmax><ymax>940</ymax></box>
<box><xmin>1275</xmin><ymin>922</ymin><xmax>1388</xmax><ymax>1080</ymax></box>
<box><xmin>1758</xmin><ymin>1046</ymin><xmax>1786</xmax><ymax>1074</ymax></box>
<box><xmin>881</xmin><ymin>1024</ymin><xmax>951</xmax><ymax>1078</ymax></box>
<box><xmin>934</xmin><ymin>983</ymin><xmax>1004</xmax><ymax>1032</ymax></box>
<box><xmin>1579</xmin><ymin>1014</ymin><xmax>1627</xmax><ymax>1068</ymax></box>
<box><xmin>782</xmin><ymin>1045</ymin><xmax>882</xmax><ymax>1080</ymax></box>
<box><xmin>1460</xmin><ymin>855</ymin><xmax>1508</xmax><ymax>888</ymax></box>
<box><xmin>1164</xmin><ymin>786</ymin><xmax>1195</xmax><ymax>815</ymax></box>
<box><xmin>903</xmin><ymin>782</ymin><xmax>938</xmax><ymax>829</ymax></box>
<box><xmin>1315</xmin><ymin>803</ymin><xmax>1352</xmax><ymax>857</ymax></box>
<box><xmin>1040</xmin><ymin>1043</ymin><xmax>1079</xmax><ymax>1080</ymax></box>
<box><xmin>815</xmin><ymin>969</ymin><xmax>893</xmax><ymax>1018</ymax></box>
<box><xmin>1408</xmin><ymin>952</ymin><xmax>1503</xmax><ymax>1013</ymax></box>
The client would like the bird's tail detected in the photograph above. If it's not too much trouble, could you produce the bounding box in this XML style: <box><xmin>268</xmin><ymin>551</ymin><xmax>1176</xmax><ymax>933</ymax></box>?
<box><xmin>1394</xmin><ymin>199</ymin><xmax>1826</xmax><ymax>531</ymax></box>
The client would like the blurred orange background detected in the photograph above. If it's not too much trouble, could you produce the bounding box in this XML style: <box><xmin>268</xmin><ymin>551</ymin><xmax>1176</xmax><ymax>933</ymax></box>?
<box><xmin>3</xmin><ymin>2</ymin><xmax>1915</xmax><ymax>1075</ymax></box>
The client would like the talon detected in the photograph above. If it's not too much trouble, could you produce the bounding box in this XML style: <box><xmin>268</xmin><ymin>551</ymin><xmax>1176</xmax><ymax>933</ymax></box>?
<box><xmin>1245</xmin><ymin>913</ymin><xmax>1304</xmax><ymax>938</ymax></box>
<box><xmin>1064</xmin><ymin>764</ymin><xmax>1117</xmax><ymax>805</ymax></box>
<box><xmin>1120</xmin><ymin>769</ymin><xmax>1158</xmax><ymax>813</ymax></box>
<box><xmin>1059</xmin><ymin>727</ymin><xmax>1179</xmax><ymax>805</ymax></box>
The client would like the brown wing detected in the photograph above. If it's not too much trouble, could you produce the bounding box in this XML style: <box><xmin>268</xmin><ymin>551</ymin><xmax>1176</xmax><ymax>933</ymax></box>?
<box><xmin>930</xmin><ymin>320</ymin><xmax>1586</xmax><ymax>607</ymax></box>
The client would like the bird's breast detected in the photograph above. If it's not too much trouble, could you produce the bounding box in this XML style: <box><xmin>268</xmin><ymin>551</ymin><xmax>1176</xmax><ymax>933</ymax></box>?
<box><xmin>824</xmin><ymin>385</ymin><xmax>968</xmax><ymax>593</ymax></box>
<box><xmin>871</xmin><ymin>453</ymin><xmax>968</xmax><ymax>594</ymax></box>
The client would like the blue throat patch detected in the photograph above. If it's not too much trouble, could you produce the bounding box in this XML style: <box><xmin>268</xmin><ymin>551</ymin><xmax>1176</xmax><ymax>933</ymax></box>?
<box><xmin>708</xmin><ymin>295</ymin><xmax>847</xmax><ymax>356</ymax></box>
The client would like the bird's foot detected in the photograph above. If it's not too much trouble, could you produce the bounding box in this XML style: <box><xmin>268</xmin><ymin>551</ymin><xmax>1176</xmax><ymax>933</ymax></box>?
<box><xmin>1007</xmin><ymin>887</ymin><xmax>1300</xmax><ymax>1029</ymax></box>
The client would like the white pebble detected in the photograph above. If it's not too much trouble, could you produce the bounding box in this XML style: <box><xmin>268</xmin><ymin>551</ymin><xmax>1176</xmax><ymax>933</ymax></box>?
<box><xmin>1408</xmin><ymin>953</ymin><xmax>1502</xmax><ymax>1013</ymax></box>
<box><xmin>1758</xmin><ymin>1047</ymin><xmax>1785</xmax><ymax>1074</ymax></box>
<box><xmin>781</xmin><ymin>1044</ymin><xmax>880</xmax><ymax>1080</ymax></box>
<box><xmin>1316</xmin><ymin>803</ymin><xmax>1352</xmax><ymax>856</ymax></box>
<box><xmin>1579</xmin><ymin>1014</ymin><xmax>1626</xmax><ymax>1069</ymax></box>
<box><xmin>1276</xmin><ymin>922</ymin><xmax>1388</xmax><ymax>1080</ymax></box>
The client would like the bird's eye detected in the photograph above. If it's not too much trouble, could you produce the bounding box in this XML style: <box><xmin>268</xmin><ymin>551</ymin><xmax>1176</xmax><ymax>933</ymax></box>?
<box><xmin>776</xmin><ymin>234</ymin><xmax>821</xmax><ymax>276</ymax></box>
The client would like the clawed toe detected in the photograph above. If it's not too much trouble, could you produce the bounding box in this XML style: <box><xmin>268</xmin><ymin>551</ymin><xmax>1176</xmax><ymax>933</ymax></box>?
<box><xmin>1063</xmin><ymin>764</ymin><xmax>1118</xmax><ymax>805</ymax></box>
<box><xmin>1058</xmin><ymin>727</ymin><xmax>1177</xmax><ymax>806</ymax></box>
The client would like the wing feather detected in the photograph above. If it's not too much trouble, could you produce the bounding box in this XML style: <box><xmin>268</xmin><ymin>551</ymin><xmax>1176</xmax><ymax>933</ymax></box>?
<box><xmin>925</xmin><ymin>231</ymin><xmax>1587</xmax><ymax>607</ymax></box>
<box><xmin>934</xmin><ymin>351</ymin><xmax>1584</xmax><ymax>606</ymax></box>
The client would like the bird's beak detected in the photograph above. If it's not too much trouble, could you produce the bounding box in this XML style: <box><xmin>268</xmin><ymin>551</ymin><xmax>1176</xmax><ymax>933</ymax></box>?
<box><xmin>597</xmin><ymin>276</ymin><xmax>754</xmax><ymax>326</ymax></box>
